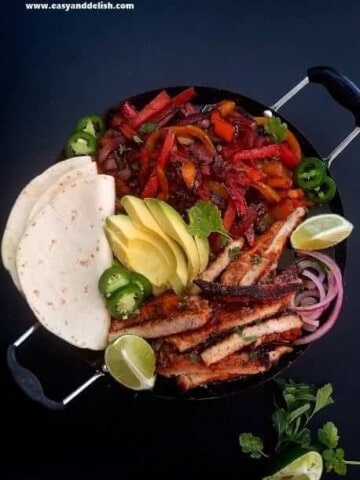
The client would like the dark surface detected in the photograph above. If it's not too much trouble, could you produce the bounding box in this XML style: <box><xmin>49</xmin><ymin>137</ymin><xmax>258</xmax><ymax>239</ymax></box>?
<box><xmin>2</xmin><ymin>1</ymin><xmax>360</xmax><ymax>479</ymax></box>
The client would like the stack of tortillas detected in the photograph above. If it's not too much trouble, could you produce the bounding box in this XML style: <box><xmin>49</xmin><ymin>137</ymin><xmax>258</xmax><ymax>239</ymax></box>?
<box><xmin>1</xmin><ymin>156</ymin><xmax>115</xmax><ymax>350</ymax></box>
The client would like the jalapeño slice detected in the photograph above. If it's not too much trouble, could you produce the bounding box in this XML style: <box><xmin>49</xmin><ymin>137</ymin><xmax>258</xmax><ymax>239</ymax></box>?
<box><xmin>108</xmin><ymin>284</ymin><xmax>144</xmax><ymax>318</ymax></box>
<box><xmin>65</xmin><ymin>131</ymin><xmax>97</xmax><ymax>157</ymax></box>
<box><xmin>295</xmin><ymin>157</ymin><xmax>326</xmax><ymax>189</ymax></box>
<box><xmin>98</xmin><ymin>265</ymin><xmax>130</xmax><ymax>298</ymax></box>
<box><xmin>129</xmin><ymin>272</ymin><xmax>153</xmax><ymax>300</ymax></box>
<box><xmin>306</xmin><ymin>175</ymin><xmax>337</xmax><ymax>204</ymax></box>
<box><xmin>75</xmin><ymin>115</ymin><xmax>105</xmax><ymax>139</ymax></box>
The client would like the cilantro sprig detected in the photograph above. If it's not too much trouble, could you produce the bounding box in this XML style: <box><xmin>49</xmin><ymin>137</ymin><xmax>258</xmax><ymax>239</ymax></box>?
<box><xmin>187</xmin><ymin>200</ymin><xmax>231</xmax><ymax>240</ymax></box>
<box><xmin>264</xmin><ymin>116</ymin><xmax>287</xmax><ymax>143</ymax></box>
<box><xmin>239</xmin><ymin>379</ymin><xmax>360</xmax><ymax>477</ymax></box>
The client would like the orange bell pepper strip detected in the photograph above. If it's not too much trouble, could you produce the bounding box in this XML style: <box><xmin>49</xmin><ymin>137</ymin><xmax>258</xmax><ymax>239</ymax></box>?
<box><xmin>252</xmin><ymin>182</ymin><xmax>281</xmax><ymax>203</ymax></box>
<box><xmin>173</xmin><ymin>125</ymin><xmax>216</xmax><ymax>154</ymax></box>
<box><xmin>144</xmin><ymin>129</ymin><xmax>166</xmax><ymax>153</ymax></box>
<box><xmin>266</xmin><ymin>176</ymin><xmax>293</xmax><ymax>189</ymax></box>
<box><xmin>145</xmin><ymin>125</ymin><xmax>216</xmax><ymax>155</ymax></box>
<box><xmin>216</xmin><ymin>100</ymin><xmax>236</xmax><ymax>117</ymax></box>
<box><xmin>254</xmin><ymin>116</ymin><xmax>302</xmax><ymax>162</ymax></box>
<box><xmin>210</xmin><ymin>111</ymin><xmax>235</xmax><ymax>142</ymax></box>
<box><xmin>270</xmin><ymin>198</ymin><xmax>295</xmax><ymax>220</ymax></box>
<box><xmin>181</xmin><ymin>162</ymin><xmax>196</xmax><ymax>189</ymax></box>
<box><xmin>156</xmin><ymin>167</ymin><xmax>169</xmax><ymax>200</ymax></box>
<box><xmin>288</xmin><ymin>188</ymin><xmax>305</xmax><ymax>199</ymax></box>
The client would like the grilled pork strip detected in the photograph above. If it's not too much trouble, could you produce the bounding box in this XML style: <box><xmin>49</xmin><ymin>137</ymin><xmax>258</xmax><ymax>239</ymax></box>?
<box><xmin>157</xmin><ymin>350</ymin><xmax>268</xmax><ymax>377</ymax></box>
<box><xmin>199</xmin><ymin>238</ymin><xmax>245</xmax><ymax>282</ymax></box>
<box><xmin>200</xmin><ymin>314</ymin><xmax>302</xmax><ymax>365</ymax></box>
<box><xmin>166</xmin><ymin>296</ymin><xmax>292</xmax><ymax>352</ymax></box>
<box><xmin>176</xmin><ymin>346</ymin><xmax>293</xmax><ymax>391</ymax></box>
<box><xmin>239</xmin><ymin>207</ymin><xmax>306</xmax><ymax>286</ymax></box>
<box><xmin>108</xmin><ymin>296</ymin><xmax>211</xmax><ymax>342</ymax></box>
<box><xmin>220</xmin><ymin>221</ymin><xmax>283</xmax><ymax>285</ymax></box>
<box><xmin>195</xmin><ymin>266</ymin><xmax>301</xmax><ymax>302</ymax></box>
<box><xmin>110</xmin><ymin>291</ymin><xmax>180</xmax><ymax>332</ymax></box>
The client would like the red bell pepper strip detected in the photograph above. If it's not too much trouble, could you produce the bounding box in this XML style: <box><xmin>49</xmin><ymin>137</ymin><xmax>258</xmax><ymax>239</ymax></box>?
<box><xmin>131</xmin><ymin>90</ymin><xmax>172</xmax><ymax>129</ymax></box>
<box><xmin>155</xmin><ymin>128</ymin><xmax>175</xmax><ymax>199</ymax></box>
<box><xmin>232</xmin><ymin>144</ymin><xmax>300</xmax><ymax>168</ymax></box>
<box><xmin>223</xmin><ymin>199</ymin><xmax>237</xmax><ymax>231</ymax></box>
<box><xmin>110</xmin><ymin>113</ymin><xmax>138</xmax><ymax>140</ymax></box>
<box><xmin>211</xmin><ymin>111</ymin><xmax>235</xmax><ymax>142</ymax></box>
<box><xmin>141</xmin><ymin>172</ymin><xmax>159</xmax><ymax>198</ymax></box>
<box><xmin>151</xmin><ymin>88</ymin><xmax>197</xmax><ymax>126</ymax></box>
<box><xmin>279</xmin><ymin>144</ymin><xmax>301</xmax><ymax>168</ymax></box>
<box><xmin>157</xmin><ymin>128</ymin><xmax>175</xmax><ymax>169</ymax></box>
<box><xmin>119</xmin><ymin>101</ymin><xmax>138</xmax><ymax>121</ymax></box>
<box><xmin>171</xmin><ymin>87</ymin><xmax>196</xmax><ymax>106</ymax></box>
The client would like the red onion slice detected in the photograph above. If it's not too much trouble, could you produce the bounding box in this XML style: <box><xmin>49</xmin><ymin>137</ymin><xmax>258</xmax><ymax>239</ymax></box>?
<box><xmin>294</xmin><ymin>251</ymin><xmax>343</xmax><ymax>345</ymax></box>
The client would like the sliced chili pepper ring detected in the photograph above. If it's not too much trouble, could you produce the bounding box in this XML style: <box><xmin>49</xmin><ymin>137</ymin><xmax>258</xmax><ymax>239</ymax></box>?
<box><xmin>75</xmin><ymin>115</ymin><xmax>105</xmax><ymax>139</ymax></box>
<box><xmin>65</xmin><ymin>131</ymin><xmax>97</xmax><ymax>157</ymax></box>
<box><xmin>108</xmin><ymin>284</ymin><xmax>144</xmax><ymax>318</ymax></box>
<box><xmin>98</xmin><ymin>265</ymin><xmax>131</xmax><ymax>298</ymax></box>
<box><xmin>306</xmin><ymin>175</ymin><xmax>336</xmax><ymax>204</ymax></box>
<box><xmin>295</xmin><ymin>157</ymin><xmax>326</xmax><ymax>189</ymax></box>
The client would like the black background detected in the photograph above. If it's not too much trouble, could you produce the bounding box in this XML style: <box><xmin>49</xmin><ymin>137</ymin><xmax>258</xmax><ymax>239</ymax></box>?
<box><xmin>1</xmin><ymin>1</ymin><xmax>360</xmax><ymax>479</ymax></box>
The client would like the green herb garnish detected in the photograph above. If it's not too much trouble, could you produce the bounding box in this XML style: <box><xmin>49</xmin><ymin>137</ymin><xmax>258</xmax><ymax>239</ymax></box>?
<box><xmin>264</xmin><ymin>116</ymin><xmax>287</xmax><ymax>143</ymax></box>
<box><xmin>228</xmin><ymin>246</ymin><xmax>241</xmax><ymax>260</ymax></box>
<box><xmin>187</xmin><ymin>200</ymin><xmax>231</xmax><ymax>240</ymax></box>
<box><xmin>250</xmin><ymin>255</ymin><xmax>262</xmax><ymax>266</ymax></box>
<box><xmin>239</xmin><ymin>433</ymin><xmax>268</xmax><ymax>459</ymax></box>
<box><xmin>139</xmin><ymin>122</ymin><xmax>157</xmax><ymax>134</ymax></box>
<box><xmin>238</xmin><ymin>379</ymin><xmax>360</xmax><ymax>477</ymax></box>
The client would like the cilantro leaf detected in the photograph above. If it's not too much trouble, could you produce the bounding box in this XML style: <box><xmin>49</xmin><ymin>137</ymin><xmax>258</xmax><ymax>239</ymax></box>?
<box><xmin>239</xmin><ymin>433</ymin><xmax>267</xmax><ymax>459</ymax></box>
<box><xmin>288</xmin><ymin>403</ymin><xmax>311</xmax><ymax>424</ymax></box>
<box><xmin>264</xmin><ymin>116</ymin><xmax>287</xmax><ymax>143</ymax></box>
<box><xmin>272</xmin><ymin>408</ymin><xmax>289</xmax><ymax>438</ymax></box>
<box><xmin>187</xmin><ymin>200</ymin><xmax>231</xmax><ymax>239</ymax></box>
<box><xmin>312</xmin><ymin>384</ymin><xmax>334</xmax><ymax>417</ymax></box>
<box><xmin>318</xmin><ymin>422</ymin><xmax>339</xmax><ymax>449</ymax></box>
<box><xmin>322</xmin><ymin>448</ymin><xmax>347</xmax><ymax>476</ymax></box>
<box><xmin>139</xmin><ymin>122</ymin><xmax>157</xmax><ymax>134</ymax></box>
<box><xmin>292</xmin><ymin>427</ymin><xmax>312</xmax><ymax>448</ymax></box>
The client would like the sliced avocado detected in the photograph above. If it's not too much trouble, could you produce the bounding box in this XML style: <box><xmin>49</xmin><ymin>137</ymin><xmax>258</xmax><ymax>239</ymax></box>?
<box><xmin>106</xmin><ymin>214</ymin><xmax>177</xmax><ymax>271</ymax></box>
<box><xmin>194</xmin><ymin>235</ymin><xmax>210</xmax><ymax>273</ymax></box>
<box><xmin>104</xmin><ymin>226</ymin><xmax>174</xmax><ymax>288</ymax></box>
<box><xmin>144</xmin><ymin>198</ymin><xmax>200</xmax><ymax>280</ymax></box>
<box><xmin>121</xmin><ymin>195</ymin><xmax>188</xmax><ymax>294</ymax></box>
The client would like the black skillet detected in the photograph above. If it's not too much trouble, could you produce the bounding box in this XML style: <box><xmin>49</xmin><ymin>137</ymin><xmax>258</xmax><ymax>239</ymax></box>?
<box><xmin>6</xmin><ymin>66</ymin><xmax>360</xmax><ymax>408</ymax></box>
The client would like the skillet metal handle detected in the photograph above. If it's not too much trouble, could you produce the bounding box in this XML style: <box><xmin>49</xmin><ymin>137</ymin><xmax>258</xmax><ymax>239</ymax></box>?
<box><xmin>7</xmin><ymin>325</ymin><xmax>104</xmax><ymax>410</ymax></box>
<box><xmin>271</xmin><ymin>66</ymin><xmax>360</xmax><ymax>166</ymax></box>
<box><xmin>307</xmin><ymin>66</ymin><xmax>360</xmax><ymax>126</ymax></box>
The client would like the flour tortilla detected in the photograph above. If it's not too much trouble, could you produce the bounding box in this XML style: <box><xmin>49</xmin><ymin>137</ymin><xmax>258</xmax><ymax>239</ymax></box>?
<box><xmin>16</xmin><ymin>174</ymin><xmax>115</xmax><ymax>350</ymax></box>
<box><xmin>28</xmin><ymin>162</ymin><xmax>97</xmax><ymax>223</ymax></box>
<box><xmin>1</xmin><ymin>156</ymin><xmax>93</xmax><ymax>290</ymax></box>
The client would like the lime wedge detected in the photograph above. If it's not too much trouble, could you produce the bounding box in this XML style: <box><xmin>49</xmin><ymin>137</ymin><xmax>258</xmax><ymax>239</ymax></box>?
<box><xmin>105</xmin><ymin>335</ymin><xmax>156</xmax><ymax>390</ymax></box>
<box><xmin>263</xmin><ymin>449</ymin><xmax>323</xmax><ymax>480</ymax></box>
<box><xmin>290</xmin><ymin>214</ymin><xmax>353</xmax><ymax>250</ymax></box>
